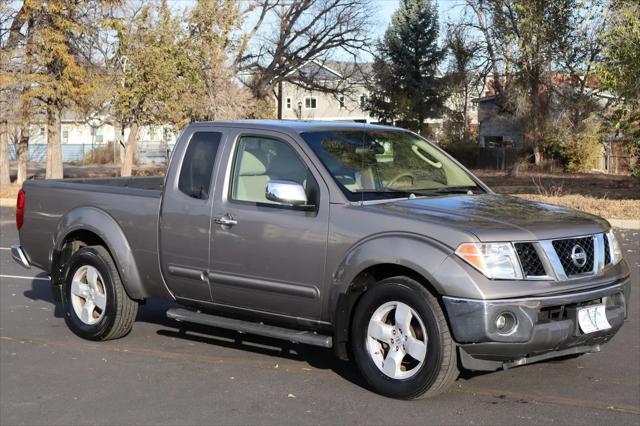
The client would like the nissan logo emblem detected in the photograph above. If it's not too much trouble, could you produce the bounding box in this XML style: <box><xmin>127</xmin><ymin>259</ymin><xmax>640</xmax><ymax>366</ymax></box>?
<box><xmin>571</xmin><ymin>244</ymin><xmax>588</xmax><ymax>267</ymax></box>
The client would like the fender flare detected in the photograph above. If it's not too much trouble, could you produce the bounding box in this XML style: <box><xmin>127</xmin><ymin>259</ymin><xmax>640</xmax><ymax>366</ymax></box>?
<box><xmin>50</xmin><ymin>206</ymin><xmax>147</xmax><ymax>300</ymax></box>
<box><xmin>329</xmin><ymin>232</ymin><xmax>453</xmax><ymax>360</ymax></box>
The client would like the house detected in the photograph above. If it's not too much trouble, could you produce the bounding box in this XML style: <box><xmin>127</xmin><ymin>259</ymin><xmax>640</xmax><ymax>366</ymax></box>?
<box><xmin>278</xmin><ymin>60</ymin><xmax>375</xmax><ymax>123</ymax></box>
<box><xmin>474</xmin><ymin>95</ymin><xmax>525</xmax><ymax>147</ymax></box>
<box><xmin>8</xmin><ymin>113</ymin><xmax>177</xmax><ymax>163</ymax></box>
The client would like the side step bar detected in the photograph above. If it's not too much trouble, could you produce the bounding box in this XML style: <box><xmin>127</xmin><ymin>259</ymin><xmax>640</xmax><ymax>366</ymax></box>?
<box><xmin>166</xmin><ymin>308</ymin><xmax>333</xmax><ymax>348</ymax></box>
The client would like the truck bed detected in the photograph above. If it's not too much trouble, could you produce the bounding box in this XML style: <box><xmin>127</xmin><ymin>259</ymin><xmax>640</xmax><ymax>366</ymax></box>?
<box><xmin>19</xmin><ymin>176</ymin><xmax>165</xmax><ymax>296</ymax></box>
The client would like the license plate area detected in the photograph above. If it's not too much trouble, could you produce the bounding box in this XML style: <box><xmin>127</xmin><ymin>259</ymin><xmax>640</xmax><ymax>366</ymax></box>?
<box><xmin>576</xmin><ymin>304</ymin><xmax>611</xmax><ymax>334</ymax></box>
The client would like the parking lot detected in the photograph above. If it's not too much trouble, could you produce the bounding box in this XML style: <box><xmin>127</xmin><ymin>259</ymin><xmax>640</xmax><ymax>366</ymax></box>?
<box><xmin>0</xmin><ymin>205</ymin><xmax>638</xmax><ymax>425</ymax></box>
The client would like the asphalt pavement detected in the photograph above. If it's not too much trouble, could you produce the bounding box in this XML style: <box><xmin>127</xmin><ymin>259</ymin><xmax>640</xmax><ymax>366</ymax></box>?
<box><xmin>0</xmin><ymin>206</ymin><xmax>639</xmax><ymax>425</ymax></box>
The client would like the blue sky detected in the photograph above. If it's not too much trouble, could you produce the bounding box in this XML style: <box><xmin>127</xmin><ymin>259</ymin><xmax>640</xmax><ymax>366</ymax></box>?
<box><xmin>165</xmin><ymin>0</ymin><xmax>465</xmax><ymax>41</ymax></box>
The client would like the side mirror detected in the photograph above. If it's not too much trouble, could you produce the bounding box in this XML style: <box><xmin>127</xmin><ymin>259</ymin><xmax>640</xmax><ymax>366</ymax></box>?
<box><xmin>265</xmin><ymin>180</ymin><xmax>310</xmax><ymax>207</ymax></box>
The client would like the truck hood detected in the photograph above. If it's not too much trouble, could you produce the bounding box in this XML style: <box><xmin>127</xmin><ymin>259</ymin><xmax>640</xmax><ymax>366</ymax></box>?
<box><xmin>368</xmin><ymin>193</ymin><xmax>609</xmax><ymax>242</ymax></box>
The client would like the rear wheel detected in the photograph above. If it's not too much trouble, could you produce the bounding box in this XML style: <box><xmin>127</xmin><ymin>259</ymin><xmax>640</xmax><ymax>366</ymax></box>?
<box><xmin>351</xmin><ymin>276</ymin><xmax>458</xmax><ymax>399</ymax></box>
<box><xmin>63</xmin><ymin>246</ymin><xmax>138</xmax><ymax>341</ymax></box>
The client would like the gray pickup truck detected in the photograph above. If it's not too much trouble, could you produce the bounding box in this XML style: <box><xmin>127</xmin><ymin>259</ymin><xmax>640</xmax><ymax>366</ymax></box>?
<box><xmin>12</xmin><ymin>120</ymin><xmax>630</xmax><ymax>399</ymax></box>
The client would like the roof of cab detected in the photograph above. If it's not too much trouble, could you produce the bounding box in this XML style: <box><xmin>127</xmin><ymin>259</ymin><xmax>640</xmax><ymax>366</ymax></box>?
<box><xmin>188</xmin><ymin>119</ymin><xmax>403</xmax><ymax>134</ymax></box>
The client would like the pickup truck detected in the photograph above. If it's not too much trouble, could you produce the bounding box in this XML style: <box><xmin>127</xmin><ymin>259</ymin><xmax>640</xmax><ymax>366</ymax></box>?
<box><xmin>12</xmin><ymin>120</ymin><xmax>630</xmax><ymax>399</ymax></box>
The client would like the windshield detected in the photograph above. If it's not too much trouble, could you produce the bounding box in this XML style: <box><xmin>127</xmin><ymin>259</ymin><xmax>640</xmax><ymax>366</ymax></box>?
<box><xmin>301</xmin><ymin>130</ymin><xmax>480</xmax><ymax>201</ymax></box>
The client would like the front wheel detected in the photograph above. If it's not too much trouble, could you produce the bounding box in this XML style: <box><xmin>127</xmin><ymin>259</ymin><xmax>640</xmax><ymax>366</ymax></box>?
<box><xmin>351</xmin><ymin>276</ymin><xmax>458</xmax><ymax>399</ymax></box>
<box><xmin>63</xmin><ymin>245</ymin><xmax>138</xmax><ymax>341</ymax></box>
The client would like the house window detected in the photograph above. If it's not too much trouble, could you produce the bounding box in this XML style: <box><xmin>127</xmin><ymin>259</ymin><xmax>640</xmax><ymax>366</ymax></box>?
<box><xmin>286</xmin><ymin>97</ymin><xmax>292</xmax><ymax>109</ymax></box>
<box><xmin>94</xmin><ymin>127</ymin><xmax>103</xmax><ymax>144</ymax></box>
<box><xmin>359</xmin><ymin>95</ymin><xmax>368</xmax><ymax>109</ymax></box>
<box><xmin>339</xmin><ymin>96</ymin><xmax>345</xmax><ymax>109</ymax></box>
<box><xmin>304</xmin><ymin>97</ymin><xmax>317</xmax><ymax>109</ymax></box>
<box><xmin>149</xmin><ymin>126</ymin><xmax>159</xmax><ymax>141</ymax></box>
<box><xmin>62</xmin><ymin>129</ymin><xmax>69</xmax><ymax>143</ymax></box>
<box><xmin>163</xmin><ymin>128</ymin><xmax>173</xmax><ymax>143</ymax></box>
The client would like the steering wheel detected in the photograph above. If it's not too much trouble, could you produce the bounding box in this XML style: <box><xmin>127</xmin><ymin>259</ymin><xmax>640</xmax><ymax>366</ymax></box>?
<box><xmin>387</xmin><ymin>172</ymin><xmax>416</xmax><ymax>188</ymax></box>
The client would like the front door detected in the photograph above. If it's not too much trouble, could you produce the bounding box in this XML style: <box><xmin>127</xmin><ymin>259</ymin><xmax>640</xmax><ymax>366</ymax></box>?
<box><xmin>208</xmin><ymin>131</ymin><xmax>329</xmax><ymax>321</ymax></box>
<box><xmin>159</xmin><ymin>129</ymin><xmax>224</xmax><ymax>301</ymax></box>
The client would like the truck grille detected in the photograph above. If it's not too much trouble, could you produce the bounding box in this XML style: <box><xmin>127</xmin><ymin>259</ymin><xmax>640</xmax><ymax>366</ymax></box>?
<box><xmin>552</xmin><ymin>236</ymin><xmax>594</xmax><ymax>276</ymax></box>
<box><xmin>603</xmin><ymin>236</ymin><xmax>611</xmax><ymax>265</ymax></box>
<box><xmin>514</xmin><ymin>242</ymin><xmax>546</xmax><ymax>277</ymax></box>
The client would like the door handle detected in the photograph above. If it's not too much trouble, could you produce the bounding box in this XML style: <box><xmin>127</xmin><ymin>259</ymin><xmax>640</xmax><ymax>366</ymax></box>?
<box><xmin>214</xmin><ymin>215</ymin><xmax>238</xmax><ymax>227</ymax></box>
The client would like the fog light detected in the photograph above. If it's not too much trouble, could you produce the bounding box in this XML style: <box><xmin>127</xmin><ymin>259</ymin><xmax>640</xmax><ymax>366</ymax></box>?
<box><xmin>495</xmin><ymin>312</ymin><xmax>517</xmax><ymax>334</ymax></box>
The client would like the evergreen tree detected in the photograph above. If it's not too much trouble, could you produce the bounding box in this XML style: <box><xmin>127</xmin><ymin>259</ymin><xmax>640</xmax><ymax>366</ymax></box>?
<box><xmin>367</xmin><ymin>0</ymin><xmax>446</xmax><ymax>134</ymax></box>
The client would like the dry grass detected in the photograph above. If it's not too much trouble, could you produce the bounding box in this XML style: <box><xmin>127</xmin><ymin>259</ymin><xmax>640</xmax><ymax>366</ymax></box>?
<box><xmin>0</xmin><ymin>184</ymin><xmax>20</xmax><ymax>200</ymax></box>
<box><xmin>474</xmin><ymin>170</ymin><xmax>640</xmax><ymax>220</ymax></box>
<box><xmin>515</xmin><ymin>194</ymin><xmax>640</xmax><ymax>220</ymax></box>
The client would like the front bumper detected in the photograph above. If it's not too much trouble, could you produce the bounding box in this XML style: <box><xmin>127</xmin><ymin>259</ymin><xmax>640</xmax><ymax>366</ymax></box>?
<box><xmin>442</xmin><ymin>278</ymin><xmax>630</xmax><ymax>371</ymax></box>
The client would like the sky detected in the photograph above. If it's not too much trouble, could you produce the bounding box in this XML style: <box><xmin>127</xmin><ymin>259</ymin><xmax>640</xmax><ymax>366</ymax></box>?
<box><xmin>165</xmin><ymin>0</ymin><xmax>466</xmax><ymax>47</ymax></box>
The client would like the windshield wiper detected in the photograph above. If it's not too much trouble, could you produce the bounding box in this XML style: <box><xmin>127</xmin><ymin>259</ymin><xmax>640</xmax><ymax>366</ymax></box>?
<box><xmin>412</xmin><ymin>186</ymin><xmax>480</xmax><ymax>196</ymax></box>
<box><xmin>357</xmin><ymin>189</ymin><xmax>414</xmax><ymax>198</ymax></box>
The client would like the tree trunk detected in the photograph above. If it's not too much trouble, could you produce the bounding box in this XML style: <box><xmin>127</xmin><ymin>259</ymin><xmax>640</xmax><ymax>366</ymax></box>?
<box><xmin>16</xmin><ymin>127</ymin><xmax>29</xmax><ymax>186</ymax></box>
<box><xmin>533</xmin><ymin>144</ymin><xmax>543</xmax><ymax>166</ymax></box>
<box><xmin>46</xmin><ymin>109</ymin><xmax>63</xmax><ymax>179</ymax></box>
<box><xmin>0</xmin><ymin>120</ymin><xmax>10</xmax><ymax>187</ymax></box>
<box><xmin>121</xmin><ymin>122</ymin><xmax>139</xmax><ymax>177</ymax></box>
<box><xmin>114</xmin><ymin>121</ymin><xmax>124</xmax><ymax>164</ymax></box>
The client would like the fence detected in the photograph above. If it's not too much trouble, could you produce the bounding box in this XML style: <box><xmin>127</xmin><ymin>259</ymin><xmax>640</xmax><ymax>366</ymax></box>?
<box><xmin>459</xmin><ymin>147</ymin><xmax>632</xmax><ymax>174</ymax></box>
<box><xmin>8</xmin><ymin>142</ymin><xmax>175</xmax><ymax>165</ymax></box>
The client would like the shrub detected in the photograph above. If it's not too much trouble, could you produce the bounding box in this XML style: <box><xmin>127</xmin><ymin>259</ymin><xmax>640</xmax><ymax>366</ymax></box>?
<box><xmin>562</xmin><ymin>126</ymin><xmax>603</xmax><ymax>173</ymax></box>
<box><xmin>442</xmin><ymin>141</ymin><xmax>480</xmax><ymax>168</ymax></box>
<box><xmin>83</xmin><ymin>141</ymin><xmax>121</xmax><ymax>164</ymax></box>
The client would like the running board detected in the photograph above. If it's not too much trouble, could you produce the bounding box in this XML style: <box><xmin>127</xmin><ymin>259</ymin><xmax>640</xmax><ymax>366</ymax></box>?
<box><xmin>166</xmin><ymin>308</ymin><xmax>333</xmax><ymax>348</ymax></box>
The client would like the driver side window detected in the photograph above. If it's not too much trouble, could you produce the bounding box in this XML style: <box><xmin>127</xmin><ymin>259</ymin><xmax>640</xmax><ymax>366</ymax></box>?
<box><xmin>231</xmin><ymin>136</ymin><xmax>314</xmax><ymax>205</ymax></box>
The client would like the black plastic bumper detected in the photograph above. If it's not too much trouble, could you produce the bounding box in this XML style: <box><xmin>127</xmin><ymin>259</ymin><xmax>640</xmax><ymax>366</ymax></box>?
<box><xmin>442</xmin><ymin>278</ymin><xmax>630</xmax><ymax>371</ymax></box>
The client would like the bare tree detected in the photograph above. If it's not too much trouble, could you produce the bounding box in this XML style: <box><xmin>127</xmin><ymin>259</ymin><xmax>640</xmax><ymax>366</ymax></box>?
<box><xmin>236</xmin><ymin>0</ymin><xmax>373</xmax><ymax>103</ymax></box>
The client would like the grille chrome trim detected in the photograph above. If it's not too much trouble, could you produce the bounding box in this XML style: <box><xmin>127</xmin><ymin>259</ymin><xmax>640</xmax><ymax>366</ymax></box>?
<box><xmin>535</xmin><ymin>233</ymin><xmax>607</xmax><ymax>281</ymax></box>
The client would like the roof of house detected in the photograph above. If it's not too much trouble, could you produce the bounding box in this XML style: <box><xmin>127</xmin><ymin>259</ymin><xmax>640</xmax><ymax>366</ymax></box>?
<box><xmin>287</xmin><ymin>60</ymin><xmax>373</xmax><ymax>84</ymax></box>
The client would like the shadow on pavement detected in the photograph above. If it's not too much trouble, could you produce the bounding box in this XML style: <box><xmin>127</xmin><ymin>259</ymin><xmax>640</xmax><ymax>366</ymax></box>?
<box><xmin>23</xmin><ymin>273</ymin><xmax>65</xmax><ymax>318</ymax></box>
<box><xmin>22</xmin><ymin>287</ymin><xmax>370</xmax><ymax>391</ymax></box>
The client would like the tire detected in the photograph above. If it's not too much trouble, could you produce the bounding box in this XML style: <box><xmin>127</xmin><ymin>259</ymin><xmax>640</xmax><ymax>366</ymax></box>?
<box><xmin>350</xmin><ymin>276</ymin><xmax>458</xmax><ymax>399</ymax></box>
<box><xmin>62</xmin><ymin>245</ymin><xmax>138</xmax><ymax>341</ymax></box>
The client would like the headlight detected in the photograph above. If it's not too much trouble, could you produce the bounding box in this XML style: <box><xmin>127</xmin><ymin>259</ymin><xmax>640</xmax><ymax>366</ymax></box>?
<box><xmin>606</xmin><ymin>230</ymin><xmax>623</xmax><ymax>264</ymax></box>
<box><xmin>455</xmin><ymin>242</ymin><xmax>523</xmax><ymax>280</ymax></box>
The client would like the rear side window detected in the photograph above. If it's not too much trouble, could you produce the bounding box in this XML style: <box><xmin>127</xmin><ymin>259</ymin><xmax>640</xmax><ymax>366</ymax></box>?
<box><xmin>178</xmin><ymin>132</ymin><xmax>222</xmax><ymax>199</ymax></box>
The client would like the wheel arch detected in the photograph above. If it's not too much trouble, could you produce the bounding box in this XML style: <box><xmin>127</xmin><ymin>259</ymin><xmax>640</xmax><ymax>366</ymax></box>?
<box><xmin>50</xmin><ymin>207</ymin><xmax>146</xmax><ymax>300</ymax></box>
<box><xmin>329</xmin><ymin>233</ymin><xmax>452</xmax><ymax>360</ymax></box>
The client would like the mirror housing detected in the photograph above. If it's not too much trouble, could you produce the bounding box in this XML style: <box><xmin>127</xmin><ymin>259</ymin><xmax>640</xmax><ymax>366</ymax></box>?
<box><xmin>265</xmin><ymin>180</ymin><xmax>310</xmax><ymax>207</ymax></box>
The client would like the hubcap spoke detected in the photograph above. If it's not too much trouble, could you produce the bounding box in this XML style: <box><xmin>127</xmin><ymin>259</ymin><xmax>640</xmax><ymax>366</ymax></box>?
<box><xmin>382</xmin><ymin>347</ymin><xmax>405</xmax><ymax>379</ymax></box>
<box><xmin>368</xmin><ymin>319</ymin><xmax>394</xmax><ymax>344</ymax></box>
<box><xmin>405</xmin><ymin>335</ymin><xmax>427</xmax><ymax>362</ymax></box>
<box><xmin>87</xmin><ymin>267</ymin><xmax>99</xmax><ymax>291</ymax></box>
<box><xmin>81</xmin><ymin>300</ymin><xmax>96</xmax><ymax>323</ymax></box>
<box><xmin>94</xmin><ymin>292</ymin><xmax>106</xmax><ymax>311</ymax></box>
<box><xmin>394</xmin><ymin>302</ymin><xmax>412</xmax><ymax>333</ymax></box>
<box><xmin>71</xmin><ymin>280</ymin><xmax>91</xmax><ymax>298</ymax></box>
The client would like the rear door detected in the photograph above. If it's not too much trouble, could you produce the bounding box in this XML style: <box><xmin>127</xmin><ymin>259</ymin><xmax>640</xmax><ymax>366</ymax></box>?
<box><xmin>208</xmin><ymin>129</ymin><xmax>330</xmax><ymax>321</ymax></box>
<box><xmin>159</xmin><ymin>128</ymin><xmax>224</xmax><ymax>301</ymax></box>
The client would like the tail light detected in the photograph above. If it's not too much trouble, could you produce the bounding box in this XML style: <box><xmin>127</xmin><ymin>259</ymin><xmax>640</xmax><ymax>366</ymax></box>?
<box><xmin>16</xmin><ymin>189</ymin><xmax>25</xmax><ymax>230</ymax></box>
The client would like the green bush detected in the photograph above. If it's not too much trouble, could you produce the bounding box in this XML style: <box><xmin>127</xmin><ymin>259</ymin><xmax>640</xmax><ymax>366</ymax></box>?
<box><xmin>442</xmin><ymin>141</ymin><xmax>480</xmax><ymax>168</ymax></box>
<box><xmin>562</xmin><ymin>131</ymin><xmax>602</xmax><ymax>173</ymax></box>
